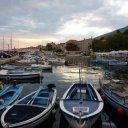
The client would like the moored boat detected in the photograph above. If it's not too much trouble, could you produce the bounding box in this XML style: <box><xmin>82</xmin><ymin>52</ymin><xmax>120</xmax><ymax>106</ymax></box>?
<box><xmin>0</xmin><ymin>84</ymin><xmax>23</xmax><ymax>110</ymax></box>
<box><xmin>0</xmin><ymin>70</ymin><xmax>43</xmax><ymax>80</ymax></box>
<box><xmin>60</xmin><ymin>82</ymin><xmax>104</xmax><ymax>128</ymax></box>
<box><xmin>31</xmin><ymin>63</ymin><xmax>52</xmax><ymax>71</ymax></box>
<box><xmin>108</xmin><ymin>60</ymin><xmax>127</xmax><ymax>66</ymax></box>
<box><xmin>99</xmin><ymin>79</ymin><xmax>128</xmax><ymax>116</ymax></box>
<box><xmin>1</xmin><ymin>85</ymin><xmax>57</xmax><ymax>128</ymax></box>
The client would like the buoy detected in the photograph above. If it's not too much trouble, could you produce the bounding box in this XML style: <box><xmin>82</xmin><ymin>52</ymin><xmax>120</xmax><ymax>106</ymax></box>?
<box><xmin>117</xmin><ymin>107</ymin><xmax>125</xmax><ymax>116</ymax></box>
<box><xmin>52</xmin><ymin>109</ymin><xmax>56</xmax><ymax>114</ymax></box>
<box><xmin>0</xmin><ymin>99</ymin><xmax>4</xmax><ymax>104</ymax></box>
<box><xmin>97</xmin><ymin>88</ymin><xmax>101</xmax><ymax>94</ymax></box>
<box><xmin>101</xmin><ymin>94</ymin><xmax>107</xmax><ymax>101</ymax></box>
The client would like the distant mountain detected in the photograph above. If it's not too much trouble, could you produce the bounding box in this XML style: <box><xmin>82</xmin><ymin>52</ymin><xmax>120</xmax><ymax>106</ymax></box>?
<box><xmin>94</xmin><ymin>26</ymin><xmax>128</xmax><ymax>40</ymax></box>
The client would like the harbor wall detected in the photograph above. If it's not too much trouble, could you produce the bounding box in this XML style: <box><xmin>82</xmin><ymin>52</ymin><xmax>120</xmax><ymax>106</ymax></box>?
<box><xmin>65</xmin><ymin>55</ymin><xmax>90</xmax><ymax>66</ymax></box>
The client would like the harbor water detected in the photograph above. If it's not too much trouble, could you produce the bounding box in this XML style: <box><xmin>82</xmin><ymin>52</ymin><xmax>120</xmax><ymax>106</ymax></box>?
<box><xmin>0</xmin><ymin>65</ymin><xmax>128</xmax><ymax>128</ymax></box>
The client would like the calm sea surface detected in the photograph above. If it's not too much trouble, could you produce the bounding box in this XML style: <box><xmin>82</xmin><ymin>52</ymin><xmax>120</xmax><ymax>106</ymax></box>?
<box><xmin>20</xmin><ymin>66</ymin><xmax>104</xmax><ymax>98</ymax></box>
<box><xmin>1</xmin><ymin>65</ymin><xmax>128</xmax><ymax>128</ymax></box>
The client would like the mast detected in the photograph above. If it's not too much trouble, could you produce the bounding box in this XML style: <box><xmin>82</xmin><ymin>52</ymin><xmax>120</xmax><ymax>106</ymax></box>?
<box><xmin>8</xmin><ymin>44</ymin><xmax>9</xmax><ymax>53</ymax></box>
<box><xmin>79</xmin><ymin>68</ymin><xmax>82</xmax><ymax>99</ymax></box>
<box><xmin>10</xmin><ymin>34</ymin><xmax>12</xmax><ymax>50</ymax></box>
<box><xmin>3</xmin><ymin>35</ymin><xmax>4</xmax><ymax>51</ymax></box>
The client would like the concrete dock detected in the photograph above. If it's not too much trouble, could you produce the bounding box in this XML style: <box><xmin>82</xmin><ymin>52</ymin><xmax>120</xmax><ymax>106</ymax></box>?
<box><xmin>0</xmin><ymin>56</ymin><xmax>19</xmax><ymax>65</ymax></box>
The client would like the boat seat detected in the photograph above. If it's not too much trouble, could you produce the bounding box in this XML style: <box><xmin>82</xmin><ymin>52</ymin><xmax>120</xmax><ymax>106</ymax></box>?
<box><xmin>38</xmin><ymin>92</ymin><xmax>50</xmax><ymax>97</ymax></box>
<box><xmin>32</xmin><ymin>97</ymin><xmax>49</xmax><ymax>107</ymax></box>
<box><xmin>72</xmin><ymin>106</ymin><xmax>89</xmax><ymax>113</ymax></box>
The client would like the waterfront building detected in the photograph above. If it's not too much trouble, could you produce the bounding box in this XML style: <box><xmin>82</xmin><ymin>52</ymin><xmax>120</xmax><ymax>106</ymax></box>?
<box><xmin>77</xmin><ymin>38</ymin><xmax>92</xmax><ymax>55</ymax></box>
<box><xmin>57</xmin><ymin>38</ymin><xmax>93</xmax><ymax>55</ymax></box>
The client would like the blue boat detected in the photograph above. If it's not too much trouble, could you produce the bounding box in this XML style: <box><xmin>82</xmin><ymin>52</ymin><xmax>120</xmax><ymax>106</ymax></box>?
<box><xmin>0</xmin><ymin>84</ymin><xmax>23</xmax><ymax>110</ymax></box>
<box><xmin>100</xmin><ymin>79</ymin><xmax>128</xmax><ymax>116</ymax></box>
<box><xmin>60</xmin><ymin>82</ymin><xmax>104</xmax><ymax>128</ymax></box>
<box><xmin>1</xmin><ymin>85</ymin><xmax>57</xmax><ymax>128</ymax></box>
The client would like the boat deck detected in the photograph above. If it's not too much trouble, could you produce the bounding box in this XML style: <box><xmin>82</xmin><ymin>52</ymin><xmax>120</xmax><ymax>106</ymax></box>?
<box><xmin>63</xmin><ymin>99</ymin><xmax>101</xmax><ymax>115</ymax></box>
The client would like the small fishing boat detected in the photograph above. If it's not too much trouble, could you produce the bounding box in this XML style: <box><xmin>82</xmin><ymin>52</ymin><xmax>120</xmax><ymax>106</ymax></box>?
<box><xmin>99</xmin><ymin>79</ymin><xmax>128</xmax><ymax>116</ymax></box>
<box><xmin>60</xmin><ymin>82</ymin><xmax>104</xmax><ymax>128</ymax></box>
<box><xmin>31</xmin><ymin>63</ymin><xmax>52</xmax><ymax>71</ymax></box>
<box><xmin>1</xmin><ymin>84</ymin><xmax>57</xmax><ymax>128</ymax></box>
<box><xmin>0</xmin><ymin>70</ymin><xmax>43</xmax><ymax>80</ymax></box>
<box><xmin>0</xmin><ymin>84</ymin><xmax>23</xmax><ymax>110</ymax></box>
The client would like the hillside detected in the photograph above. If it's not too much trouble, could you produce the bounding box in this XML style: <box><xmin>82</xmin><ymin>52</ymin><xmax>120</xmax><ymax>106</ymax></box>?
<box><xmin>95</xmin><ymin>26</ymin><xmax>128</xmax><ymax>40</ymax></box>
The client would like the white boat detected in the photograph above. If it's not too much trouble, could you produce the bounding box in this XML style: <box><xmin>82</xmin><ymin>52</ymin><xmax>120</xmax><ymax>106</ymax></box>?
<box><xmin>108</xmin><ymin>60</ymin><xmax>127</xmax><ymax>66</ymax></box>
<box><xmin>60</xmin><ymin>82</ymin><xmax>104</xmax><ymax>128</ymax></box>
<box><xmin>1</xmin><ymin>85</ymin><xmax>57</xmax><ymax>128</ymax></box>
<box><xmin>31</xmin><ymin>63</ymin><xmax>52</xmax><ymax>71</ymax></box>
<box><xmin>0</xmin><ymin>70</ymin><xmax>43</xmax><ymax>80</ymax></box>
<box><xmin>1</xmin><ymin>65</ymin><xmax>24</xmax><ymax>70</ymax></box>
<box><xmin>48</xmin><ymin>57</ymin><xmax>65</xmax><ymax>65</ymax></box>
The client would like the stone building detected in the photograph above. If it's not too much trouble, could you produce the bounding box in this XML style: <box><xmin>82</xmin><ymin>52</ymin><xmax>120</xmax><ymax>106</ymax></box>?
<box><xmin>77</xmin><ymin>38</ymin><xmax>93</xmax><ymax>55</ymax></box>
<box><xmin>57</xmin><ymin>38</ymin><xmax>93</xmax><ymax>55</ymax></box>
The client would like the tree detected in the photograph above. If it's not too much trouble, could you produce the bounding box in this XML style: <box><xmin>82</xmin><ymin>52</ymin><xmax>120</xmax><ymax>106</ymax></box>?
<box><xmin>37</xmin><ymin>45</ymin><xmax>44</xmax><ymax>51</ymax></box>
<box><xmin>65</xmin><ymin>43</ymin><xmax>79</xmax><ymax>51</ymax></box>
<box><xmin>46</xmin><ymin>43</ymin><xmax>53</xmax><ymax>51</ymax></box>
<box><xmin>92</xmin><ymin>32</ymin><xmax>128</xmax><ymax>52</ymax></box>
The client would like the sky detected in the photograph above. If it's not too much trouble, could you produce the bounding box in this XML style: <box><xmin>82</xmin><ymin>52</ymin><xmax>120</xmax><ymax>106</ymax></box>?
<box><xmin>0</xmin><ymin>0</ymin><xmax>128</xmax><ymax>49</ymax></box>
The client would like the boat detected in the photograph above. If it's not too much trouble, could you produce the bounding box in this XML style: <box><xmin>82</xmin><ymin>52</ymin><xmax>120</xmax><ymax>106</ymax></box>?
<box><xmin>0</xmin><ymin>83</ymin><xmax>23</xmax><ymax>110</ymax></box>
<box><xmin>31</xmin><ymin>62</ymin><xmax>52</xmax><ymax>71</ymax></box>
<box><xmin>1</xmin><ymin>84</ymin><xmax>57</xmax><ymax>128</ymax></box>
<box><xmin>48</xmin><ymin>57</ymin><xmax>65</xmax><ymax>65</ymax></box>
<box><xmin>60</xmin><ymin>82</ymin><xmax>104</xmax><ymax>128</ymax></box>
<box><xmin>0</xmin><ymin>70</ymin><xmax>43</xmax><ymax>80</ymax></box>
<box><xmin>108</xmin><ymin>60</ymin><xmax>127</xmax><ymax>66</ymax></box>
<box><xmin>99</xmin><ymin>78</ymin><xmax>128</xmax><ymax>116</ymax></box>
<box><xmin>1</xmin><ymin>65</ymin><xmax>22</xmax><ymax>70</ymax></box>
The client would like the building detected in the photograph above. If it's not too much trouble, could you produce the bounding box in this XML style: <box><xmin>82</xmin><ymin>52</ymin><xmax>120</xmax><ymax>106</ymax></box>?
<box><xmin>77</xmin><ymin>38</ymin><xmax>93</xmax><ymax>55</ymax></box>
<box><xmin>57</xmin><ymin>38</ymin><xmax>93</xmax><ymax>55</ymax></box>
<box><xmin>57</xmin><ymin>43</ymin><xmax>66</xmax><ymax>52</ymax></box>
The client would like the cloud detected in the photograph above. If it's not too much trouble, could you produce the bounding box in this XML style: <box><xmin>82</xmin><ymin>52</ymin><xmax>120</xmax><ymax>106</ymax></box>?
<box><xmin>0</xmin><ymin>0</ymin><xmax>128</xmax><ymax>49</ymax></box>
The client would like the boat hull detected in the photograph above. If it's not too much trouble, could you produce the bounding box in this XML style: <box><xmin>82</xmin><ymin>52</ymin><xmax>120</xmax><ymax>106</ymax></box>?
<box><xmin>0</xmin><ymin>70</ymin><xmax>43</xmax><ymax>80</ymax></box>
<box><xmin>63</xmin><ymin>112</ymin><xmax>100</xmax><ymax>128</ymax></box>
<box><xmin>101</xmin><ymin>89</ymin><xmax>128</xmax><ymax>116</ymax></box>
<box><xmin>3</xmin><ymin>105</ymin><xmax>54</xmax><ymax>128</ymax></box>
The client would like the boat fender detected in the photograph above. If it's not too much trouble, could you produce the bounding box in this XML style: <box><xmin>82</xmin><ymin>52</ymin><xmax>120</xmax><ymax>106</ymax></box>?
<box><xmin>12</xmin><ymin>80</ymin><xmax>17</xmax><ymax>87</ymax></box>
<box><xmin>0</xmin><ymin>81</ymin><xmax>4</xmax><ymax>90</ymax></box>
<box><xmin>96</xmin><ymin>88</ymin><xmax>101</xmax><ymax>94</ymax></box>
<box><xmin>101</xmin><ymin>95</ymin><xmax>107</xmax><ymax>101</ymax></box>
<box><xmin>0</xmin><ymin>99</ymin><xmax>4</xmax><ymax>104</ymax></box>
<box><xmin>52</xmin><ymin>109</ymin><xmax>56</xmax><ymax>114</ymax></box>
<box><xmin>117</xmin><ymin>107</ymin><xmax>125</xmax><ymax>116</ymax></box>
